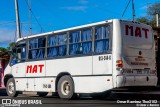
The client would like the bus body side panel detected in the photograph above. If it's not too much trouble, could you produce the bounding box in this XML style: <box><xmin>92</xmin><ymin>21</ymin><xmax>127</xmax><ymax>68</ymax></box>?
<box><xmin>73</xmin><ymin>76</ymin><xmax>112</xmax><ymax>93</ymax></box>
<box><xmin>15</xmin><ymin>78</ymin><xmax>28</xmax><ymax>91</ymax></box>
<box><xmin>12</xmin><ymin>62</ymin><xmax>29</xmax><ymax>92</ymax></box>
<box><xmin>45</xmin><ymin>56</ymin><xmax>92</xmax><ymax>76</ymax></box>
<box><xmin>92</xmin><ymin>54</ymin><xmax>112</xmax><ymax>75</ymax></box>
<box><xmin>15</xmin><ymin>79</ymin><xmax>35</xmax><ymax>92</ymax></box>
<box><xmin>34</xmin><ymin>77</ymin><xmax>55</xmax><ymax>92</ymax></box>
<box><xmin>20</xmin><ymin>60</ymin><xmax>46</xmax><ymax>92</ymax></box>
<box><xmin>25</xmin><ymin>61</ymin><xmax>46</xmax><ymax>77</ymax></box>
<box><xmin>27</xmin><ymin>78</ymin><xmax>35</xmax><ymax>91</ymax></box>
<box><xmin>11</xmin><ymin>62</ymin><xmax>26</xmax><ymax>77</ymax></box>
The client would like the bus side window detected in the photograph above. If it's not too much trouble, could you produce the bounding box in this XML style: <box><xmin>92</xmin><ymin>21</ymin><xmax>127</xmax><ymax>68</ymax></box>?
<box><xmin>69</xmin><ymin>29</ymin><xmax>92</xmax><ymax>56</ymax></box>
<box><xmin>69</xmin><ymin>31</ymin><xmax>81</xmax><ymax>55</ymax></box>
<box><xmin>16</xmin><ymin>46</ymin><xmax>26</xmax><ymax>62</ymax></box>
<box><xmin>29</xmin><ymin>37</ymin><xmax>46</xmax><ymax>59</ymax></box>
<box><xmin>57</xmin><ymin>34</ymin><xmax>67</xmax><ymax>56</ymax></box>
<box><xmin>37</xmin><ymin>37</ymin><xmax>45</xmax><ymax>59</ymax></box>
<box><xmin>81</xmin><ymin>29</ymin><xmax>92</xmax><ymax>54</ymax></box>
<box><xmin>94</xmin><ymin>26</ymin><xmax>110</xmax><ymax>54</ymax></box>
<box><xmin>11</xmin><ymin>42</ymin><xmax>26</xmax><ymax>65</ymax></box>
<box><xmin>47</xmin><ymin>34</ymin><xmax>67</xmax><ymax>58</ymax></box>
<box><xmin>47</xmin><ymin>36</ymin><xmax>58</xmax><ymax>57</ymax></box>
<box><xmin>29</xmin><ymin>39</ymin><xmax>38</xmax><ymax>59</ymax></box>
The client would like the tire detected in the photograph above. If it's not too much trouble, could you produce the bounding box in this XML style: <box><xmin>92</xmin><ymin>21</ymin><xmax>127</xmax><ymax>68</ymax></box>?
<box><xmin>57</xmin><ymin>75</ymin><xmax>76</xmax><ymax>99</ymax></box>
<box><xmin>6</xmin><ymin>78</ymin><xmax>18</xmax><ymax>97</ymax></box>
<box><xmin>37</xmin><ymin>92</ymin><xmax>48</xmax><ymax>97</ymax></box>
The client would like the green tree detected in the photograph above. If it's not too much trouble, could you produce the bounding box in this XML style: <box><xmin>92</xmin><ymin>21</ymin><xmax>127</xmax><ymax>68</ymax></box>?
<box><xmin>0</xmin><ymin>42</ymin><xmax>16</xmax><ymax>52</ymax></box>
<box><xmin>136</xmin><ymin>2</ymin><xmax>160</xmax><ymax>26</ymax></box>
<box><xmin>147</xmin><ymin>2</ymin><xmax>160</xmax><ymax>18</ymax></box>
<box><xmin>7</xmin><ymin>42</ymin><xmax>16</xmax><ymax>50</ymax></box>
<box><xmin>0</xmin><ymin>47</ymin><xmax>7</xmax><ymax>52</ymax></box>
<box><xmin>136</xmin><ymin>17</ymin><xmax>156</xmax><ymax>26</ymax></box>
<box><xmin>136</xmin><ymin>17</ymin><xmax>150</xmax><ymax>25</ymax></box>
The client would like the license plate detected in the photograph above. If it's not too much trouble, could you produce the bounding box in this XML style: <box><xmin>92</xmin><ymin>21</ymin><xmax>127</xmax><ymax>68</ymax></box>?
<box><xmin>133</xmin><ymin>69</ymin><xmax>142</xmax><ymax>74</ymax></box>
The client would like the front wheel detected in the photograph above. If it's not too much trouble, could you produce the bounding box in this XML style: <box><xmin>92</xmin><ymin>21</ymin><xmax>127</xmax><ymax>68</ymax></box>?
<box><xmin>57</xmin><ymin>75</ymin><xmax>76</xmax><ymax>99</ymax></box>
<box><xmin>6</xmin><ymin>78</ymin><xmax>18</xmax><ymax>97</ymax></box>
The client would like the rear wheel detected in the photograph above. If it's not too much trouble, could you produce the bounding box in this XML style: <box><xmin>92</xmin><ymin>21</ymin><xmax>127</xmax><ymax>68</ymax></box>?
<box><xmin>6</xmin><ymin>78</ymin><xmax>18</xmax><ymax>97</ymax></box>
<box><xmin>57</xmin><ymin>75</ymin><xmax>76</xmax><ymax>99</ymax></box>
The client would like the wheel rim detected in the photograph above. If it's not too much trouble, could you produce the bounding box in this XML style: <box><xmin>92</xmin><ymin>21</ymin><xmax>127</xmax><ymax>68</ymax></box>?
<box><xmin>8</xmin><ymin>82</ymin><xmax>14</xmax><ymax>94</ymax></box>
<box><xmin>61</xmin><ymin>80</ymin><xmax>71</xmax><ymax>95</ymax></box>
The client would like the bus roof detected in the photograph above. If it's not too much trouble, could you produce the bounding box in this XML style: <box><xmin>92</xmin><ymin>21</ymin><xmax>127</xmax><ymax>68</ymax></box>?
<box><xmin>16</xmin><ymin>19</ymin><xmax>150</xmax><ymax>42</ymax></box>
<box><xmin>17</xmin><ymin>19</ymin><xmax>113</xmax><ymax>42</ymax></box>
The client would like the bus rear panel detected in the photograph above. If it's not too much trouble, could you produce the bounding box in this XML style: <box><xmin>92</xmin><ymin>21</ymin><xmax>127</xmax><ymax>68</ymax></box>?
<box><xmin>115</xmin><ymin>20</ymin><xmax>157</xmax><ymax>88</ymax></box>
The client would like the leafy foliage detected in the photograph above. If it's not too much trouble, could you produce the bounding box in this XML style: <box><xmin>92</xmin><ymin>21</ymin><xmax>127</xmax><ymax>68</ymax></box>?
<box><xmin>0</xmin><ymin>42</ymin><xmax>16</xmax><ymax>52</ymax></box>
<box><xmin>136</xmin><ymin>2</ymin><xmax>160</xmax><ymax>26</ymax></box>
<box><xmin>147</xmin><ymin>2</ymin><xmax>160</xmax><ymax>17</ymax></box>
<box><xmin>0</xmin><ymin>47</ymin><xmax>7</xmax><ymax>52</ymax></box>
<box><xmin>136</xmin><ymin>17</ymin><xmax>150</xmax><ymax>24</ymax></box>
<box><xmin>7</xmin><ymin>42</ymin><xmax>16</xmax><ymax>50</ymax></box>
<box><xmin>136</xmin><ymin>17</ymin><xmax>156</xmax><ymax>26</ymax></box>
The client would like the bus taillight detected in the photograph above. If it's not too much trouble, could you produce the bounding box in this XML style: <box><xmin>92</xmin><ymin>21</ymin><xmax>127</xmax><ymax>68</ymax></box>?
<box><xmin>116</xmin><ymin>60</ymin><xmax>123</xmax><ymax>68</ymax></box>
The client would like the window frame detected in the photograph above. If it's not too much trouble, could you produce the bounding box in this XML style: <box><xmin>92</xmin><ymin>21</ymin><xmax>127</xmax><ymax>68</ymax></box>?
<box><xmin>10</xmin><ymin>40</ymin><xmax>27</xmax><ymax>66</ymax></box>
<box><xmin>69</xmin><ymin>28</ymin><xmax>93</xmax><ymax>56</ymax></box>
<box><xmin>28</xmin><ymin>36</ymin><xmax>46</xmax><ymax>60</ymax></box>
<box><xmin>47</xmin><ymin>32</ymin><xmax>68</xmax><ymax>58</ymax></box>
<box><xmin>17</xmin><ymin>23</ymin><xmax>112</xmax><ymax>62</ymax></box>
<box><xmin>93</xmin><ymin>24</ymin><xmax>112</xmax><ymax>55</ymax></box>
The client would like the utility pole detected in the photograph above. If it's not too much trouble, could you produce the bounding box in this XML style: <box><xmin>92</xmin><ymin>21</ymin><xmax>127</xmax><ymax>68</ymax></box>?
<box><xmin>122</xmin><ymin>0</ymin><xmax>136</xmax><ymax>21</ymax></box>
<box><xmin>132</xmin><ymin>0</ymin><xmax>136</xmax><ymax>21</ymax></box>
<box><xmin>14</xmin><ymin>0</ymin><xmax>21</xmax><ymax>39</ymax></box>
<box><xmin>156</xmin><ymin>14</ymin><xmax>159</xmax><ymax>27</ymax></box>
<box><xmin>28</xmin><ymin>0</ymin><xmax>32</xmax><ymax>35</ymax></box>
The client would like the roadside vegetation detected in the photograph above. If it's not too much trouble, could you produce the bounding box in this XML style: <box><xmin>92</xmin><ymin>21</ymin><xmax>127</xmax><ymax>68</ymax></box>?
<box><xmin>136</xmin><ymin>2</ymin><xmax>160</xmax><ymax>26</ymax></box>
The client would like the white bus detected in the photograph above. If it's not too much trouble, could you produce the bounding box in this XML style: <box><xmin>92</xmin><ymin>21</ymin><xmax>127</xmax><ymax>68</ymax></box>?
<box><xmin>4</xmin><ymin>19</ymin><xmax>157</xmax><ymax>99</ymax></box>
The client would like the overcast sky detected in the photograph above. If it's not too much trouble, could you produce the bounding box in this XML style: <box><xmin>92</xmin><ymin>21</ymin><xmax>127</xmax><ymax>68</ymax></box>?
<box><xmin>0</xmin><ymin>0</ymin><xmax>159</xmax><ymax>47</ymax></box>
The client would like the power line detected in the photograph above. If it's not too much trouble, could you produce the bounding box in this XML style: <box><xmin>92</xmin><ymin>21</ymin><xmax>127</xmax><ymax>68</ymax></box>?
<box><xmin>28</xmin><ymin>0</ymin><xmax>32</xmax><ymax>35</ymax></box>
<box><xmin>132</xmin><ymin>0</ymin><xmax>136</xmax><ymax>21</ymax></box>
<box><xmin>24</xmin><ymin>0</ymin><xmax>45</xmax><ymax>33</ymax></box>
<box><xmin>21</xmin><ymin>23</ymin><xmax>31</xmax><ymax>36</ymax></box>
<box><xmin>122</xmin><ymin>0</ymin><xmax>131</xmax><ymax>17</ymax></box>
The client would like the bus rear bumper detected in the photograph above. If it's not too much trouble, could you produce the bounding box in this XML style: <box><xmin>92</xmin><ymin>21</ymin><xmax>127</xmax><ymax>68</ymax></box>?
<box><xmin>116</xmin><ymin>75</ymin><xmax>158</xmax><ymax>87</ymax></box>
